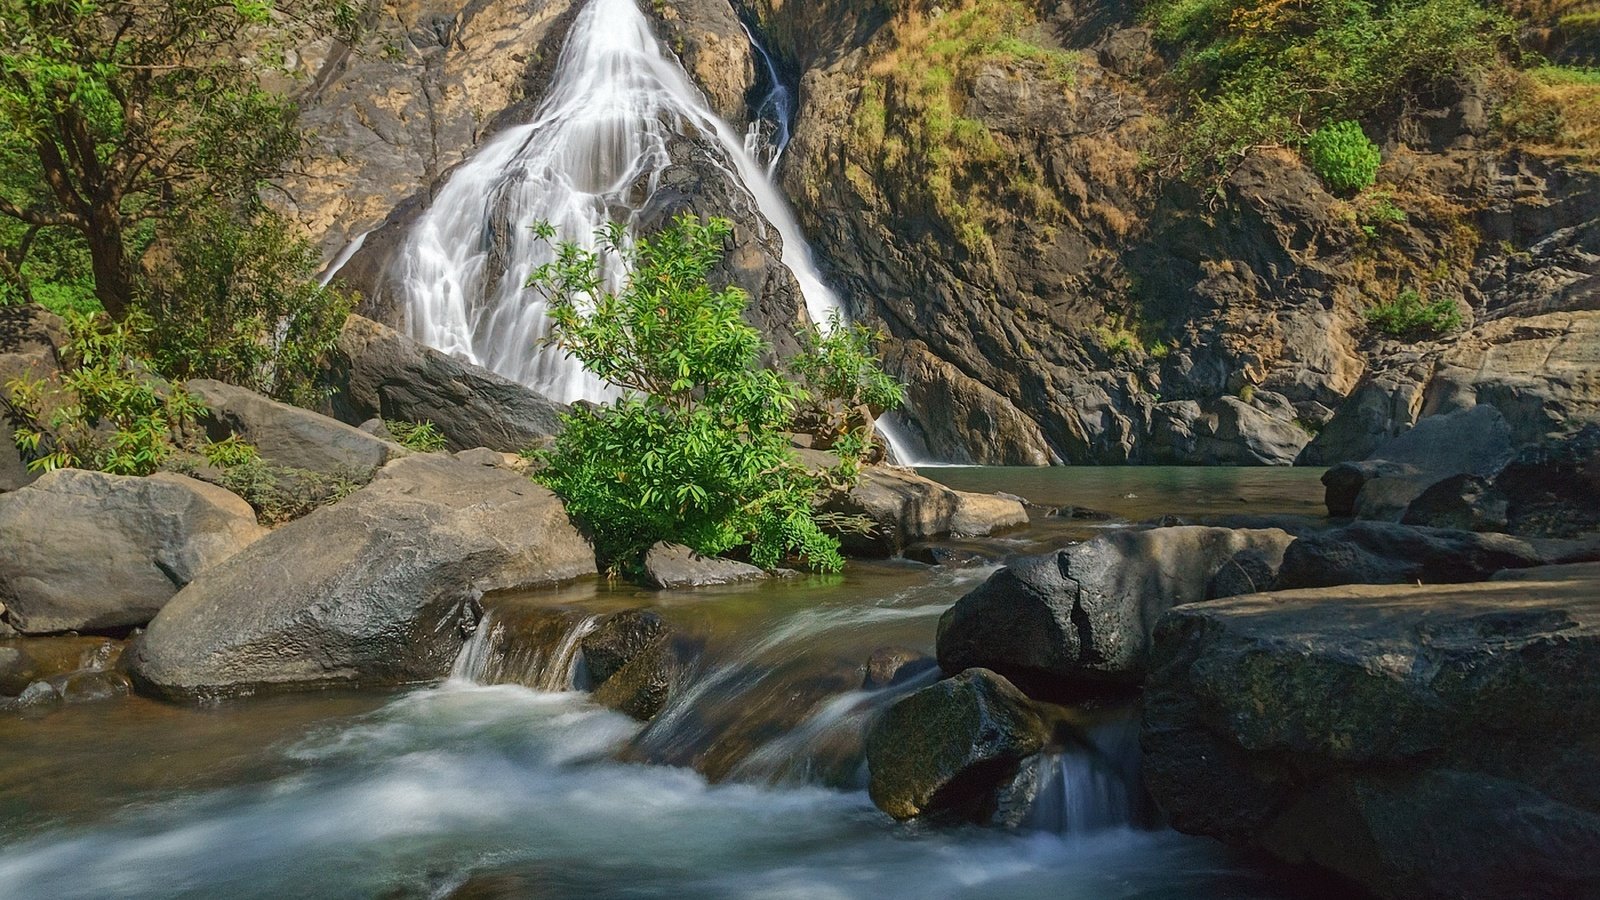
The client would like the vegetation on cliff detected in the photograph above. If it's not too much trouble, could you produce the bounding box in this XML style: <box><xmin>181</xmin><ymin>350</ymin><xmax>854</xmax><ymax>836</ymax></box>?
<box><xmin>528</xmin><ymin>215</ymin><xmax>904</xmax><ymax>574</ymax></box>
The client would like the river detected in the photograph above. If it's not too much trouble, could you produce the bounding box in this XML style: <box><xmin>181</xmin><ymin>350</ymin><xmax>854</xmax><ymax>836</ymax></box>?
<box><xmin>0</xmin><ymin>467</ymin><xmax>1328</xmax><ymax>900</ymax></box>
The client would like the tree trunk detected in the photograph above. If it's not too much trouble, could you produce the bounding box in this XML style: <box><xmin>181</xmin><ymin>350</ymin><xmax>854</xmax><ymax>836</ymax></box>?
<box><xmin>86</xmin><ymin>219</ymin><xmax>131</xmax><ymax>319</ymax></box>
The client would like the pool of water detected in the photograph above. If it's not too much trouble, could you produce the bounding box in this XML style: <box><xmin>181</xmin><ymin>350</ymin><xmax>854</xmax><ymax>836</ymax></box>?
<box><xmin>0</xmin><ymin>468</ymin><xmax>1330</xmax><ymax>900</ymax></box>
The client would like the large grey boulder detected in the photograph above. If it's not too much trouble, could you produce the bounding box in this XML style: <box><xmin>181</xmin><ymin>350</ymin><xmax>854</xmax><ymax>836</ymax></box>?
<box><xmin>937</xmin><ymin>526</ymin><xmax>1295</xmax><ymax>692</ymax></box>
<box><xmin>1402</xmin><ymin>425</ymin><xmax>1600</xmax><ymax>538</ymax></box>
<box><xmin>866</xmin><ymin>668</ymin><xmax>1051</xmax><ymax>821</ymax></box>
<box><xmin>641</xmin><ymin>542</ymin><xmax>766</xmax><ymax>590</ymax></box>
<box><xmin>0</xmin><ymin>305</ymin><xmax>66</xmax><ymax>492</ymax></box>
<box><xmin>1143</xmin><ymin>564</ymin><xmax>1600</xmax><ymax>899</ymax></box>
<box><xmin>1147</xmin><ymin>393</ymin><xmax>1311</xmax><ymax>465</ymax></box>
<box><xmin>128</xmin><ymin>454</ymin><xmax>596</xmax><ymax>699</ymax></box>
<box><xmin>327</xmin><ymin>315</ymin><xmax>565</xmax><ymax>453</ymax></box>
<box><xmin>0</xmin><ymin>470</ymin><xmax>267</xmax><ymax>634</ymax></box>
<box><xmin>1322</xmin><ymin>404</ymin><xmax>1515</xmax><ymax>521</ymax></box>
<box><xmin>187</xmin><ymin>378</ymin><xmax>405</xmax><ymax>477</ymax></box>
<box><xmin>1273</xmin><ymin>520</ymin><xmax>1595</xmax><ymax>589</ymax></box>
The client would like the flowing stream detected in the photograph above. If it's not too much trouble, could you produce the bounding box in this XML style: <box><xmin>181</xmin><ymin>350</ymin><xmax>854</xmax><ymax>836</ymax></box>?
<box><xmin>0</xmin><ymin>468</ymin><xmax>1328</xmax><ymax>900</ymax></box>
<box><xmin>390</xmin><ymin>0</ymin><xmax>921</xmax><ymax>460</ymax></box>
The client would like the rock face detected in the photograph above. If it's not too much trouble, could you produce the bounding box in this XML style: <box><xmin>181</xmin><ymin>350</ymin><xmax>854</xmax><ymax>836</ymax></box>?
<box><xmin>937</xmin><ymin>526</ymin><xmax>1295</xmax><ymax>693</ymax></box>
<box><xmin>1400</xmin><ymin>425</ymin><xmax>1600</xmax><ymax>538</ymax></box>
<box><xmin>0</xmin><ymin>305</ymin><xmax>66</xmax><ymax>492</ymax></box>
<box><xmin>1321</xmin><ymin>405</ymin><xmax>1515</xmax><ymax>520</ymax></box>
<box><xmin>640</xmin><ymin>542</ymin><xmax>767</xmax><ymax>590</ymax></box>
<box><xmin>0</xmin><ymin>470</ymin><xmax>267</xmax><ymax>634</ymax></box>
<box><xmin>188</xmin><ymin>379</ymin><xmax>405</xmax><ymax>477</ymax></box>
<box><xmin>1143</xmin><ymin>564</ymin><xmax>1600</xmax><ymax>899</ymax></box>
<box><xmin>327</xmin><ymin>315</ymin><xmax>565</xmax><ymax>452</ymax></box>
<box><xmin>1274</xmin><ymin>521</ymin><xmax>1593</xmax><ymax>590</ymax></box>
<box><xmin>866</xmin><ymin>668</ymin><xmax>1051</xmax><ymax>821</ymax></box>
<box><xmin>128</xmin><ymin>454</ymin><xmax>596</xmax><ymax>699</ymax></box>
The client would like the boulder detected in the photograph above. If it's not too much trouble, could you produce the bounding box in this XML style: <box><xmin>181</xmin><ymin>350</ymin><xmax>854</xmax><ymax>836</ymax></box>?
<box><xmin>590</xmin><ymin>638</ymin><xmax>679</xmax><ymax>721</ymax></box>
<box><xmin>0</xmin><ymin>470</ymin><xmax>267</xmax><ymax>634</ymax></box>
<box><xmin>640</xmin><ymin>542</ymin><xmax>767</xmax><ymax>590</ymax></box>
<box><xmin>187</xmin><ymin>378</ymin><xmax>405</xmax><ymax>478</ymax></box>
<box><xmin>865</xmin><ymin>668</ymin><xmax>1051</xmax><ymax>821</ymax></box>
<box><xmin>327</xmin><ymin>315</ymin><xmax>566</xmax><ymax>453</ymax></box>
<box><xmin>936</xmin><ymin>526</ymin><xmax>1295</xmax><ymax>693</ymax></box>
<box><xmin>1300</xmin><ymin>364</ymin><xmax>1431</xmax><ymax>466</ymax></box>
<box><xmin>1327</xmin><ymin>405</ymin><xmax>1515</xmax><ymax>521</ymax></box>
<box><xmin>1273</xmin><ymin>521</ymin><xmax>1593</xmax><ymax>590</ymax></box>
<box><xmin>1205</xmin><ymin>548</ymin><xmax>1281</xmax><ymax>599</ymax></box>
<box><xmin>128</xmin><ymin>454</ymin><xmax>596</xmax><ymax>699</ymax></box>
<box><xmin>579</xmin><ymin>609</ymin><xmax>669</xmax><ymax>688</ymax></box>
<box><xmin>800</xmin><ymin>451</ymin><xmax>1028</xmax><ymax>556</ymax></box>
<box><xmin>1480</xmin><ymin>425</ymin><xmax>1600</xmax><ymax>538</ymax></box>
<box><xmin>1143</xmin><ymin>564</ymin><xmax>1600</xmax><ymax>899</ymax></box>
<box><xmin>862</xmin><ymin>646</ymin><xmax>938</xmax><ymax>690</ymax></box>
<box><xmin>1147</xmin><ymin>393</ymin><xmax>1312</xmax><ymax>466</ymax></box>
<box><xmin>0</xmin><ymin>305</ymin><xmax>66</xmax><ymax>492</ymax></box>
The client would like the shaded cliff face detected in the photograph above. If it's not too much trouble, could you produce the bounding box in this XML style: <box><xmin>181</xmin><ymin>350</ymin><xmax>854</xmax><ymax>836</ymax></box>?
<box><xmin>736</xmin><ymin>0</ymin><xmax>1600</xmax><ymax>464</ymax></box>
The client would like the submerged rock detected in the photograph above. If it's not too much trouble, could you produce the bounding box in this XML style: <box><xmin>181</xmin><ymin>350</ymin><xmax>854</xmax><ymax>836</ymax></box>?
<box><xmin>862</xmin><ymin>646</ymin><xmax>937</xmax><ymax>690</ymax></box>
<box><xmin>1143</xmin><ymin>563</ymin><xmax>1600</xmax><ymax>899</ymax></box>
<box><xmin>129</xmin><ymin>454</ymin><xmax>596</xmax><ymax>699</ymax></box>
<box><xmin>866</xmin><ymin>668</ymin><xmax>1051</xmax><ymax>821</ymax></box>
<box><xmin>327</xmin><ymin>315</ymin><xmax>566</xmax><ymax>453</ymax></box>
<box><xmin>641</xmin><ymin>542</ymin><xmax>767</xmax><ymax>590</ymax></box>
<box><xmin>188</xmin><ymin>378</ymin><xmax>405</xmax><ymax>478</ymax></box>
<box><xmin>936</xmin><ymin>526</ymin><xmax>1294</xmax><ymax>693</ymax></box>
<box><xmin>0</xmin><ymin>470</ymin><xmax>267</xmax><ymax>634</ymax></box>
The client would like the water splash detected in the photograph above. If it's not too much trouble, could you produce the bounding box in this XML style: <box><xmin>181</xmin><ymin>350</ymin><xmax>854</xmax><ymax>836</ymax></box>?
<box><xmin>392</xmin><ymin>0</ymin><xmax>925</xmax><ymax>460</ymax></box>
<box><xmin>450</xmin><ymin>610</ymin><xmax>601</xmax><ymax>693</ymax></box>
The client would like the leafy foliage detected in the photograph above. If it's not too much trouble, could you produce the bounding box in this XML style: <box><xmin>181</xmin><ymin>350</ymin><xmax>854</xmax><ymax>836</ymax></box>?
<box><xmin>1149</xmin><ymin>0</ymin><xmax>1515</xmax><ymax>181</ymax></box>
<box><xmin>1305</xmin><ymin>120</ymin><xmax>1382</xmax><ymax>192</ymax></box>
<box><xmin>211</xmin><ymin>456</ymin><xmax>363</xmax><ymax>525</ymax></box>
<box><xmin>791</xmin><ymin>312</ymin><xmax>906</xmax><ymax>480</ymax></box>
<box><xmin>528</xmin><ymin>215</ymin><xmax>901</xmax><ymax>574</ymax></box>
<box><xmin>1365</xmin><ymin>288</ymin><xmax>1464</xmax><ymax>337</ymax></box>
<box><xmin>385</xmin><ymin>418</ymin><xmax>448</xmax><ymax>453</ymax></box>
<box><xmin>0</xmin><ymin>0</ymin><xmax>354</xmax><ymax>317</ymax></box>
<box><xmin>5</xmin><ymin>310</ymin><xmax>201</xmax><ymax>474</ymax></box>
<box><xmin>140</xmin><ymin>206</ymin><xmax>353</xmax><ymax>407</ymax></box>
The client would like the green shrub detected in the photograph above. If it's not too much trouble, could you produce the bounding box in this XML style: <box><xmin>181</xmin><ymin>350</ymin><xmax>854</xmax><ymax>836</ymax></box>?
<box><xmin>790</xmin><ymin>312</ymin><xmax>906</xmax><ymax>479</ymax></box>
<box><xmin>214</xmin><ymin>457</ymin><xmax>363</xmax><ymax>525</ymax></box>
<box><xmin>140</xmin><ymin>205</ymin><xmax>354</xmax><ymax>408</ymax></box>
<box><xmin>385</xmin><ymin>419</ymin><xmax>448</xmax><ymax>453</ymax></box>
<box><xmin>5</xmin><ymin>311</ymin><xmax>202</xmax><ymax>475</ymax></box>
<box><xmin>1305</xmin><ymin>121</ymin><xmax>1382</xmax><ymax>192</ymax></box>
<box><xmin>1365</xmin><ymin>288</ymin><xmax>1463</xmax><ymax>337</ymax></box>
<box><xmin>527</xmin><ymin>215</ymin><xmax>899</xmax><ymax>574</ymax></box>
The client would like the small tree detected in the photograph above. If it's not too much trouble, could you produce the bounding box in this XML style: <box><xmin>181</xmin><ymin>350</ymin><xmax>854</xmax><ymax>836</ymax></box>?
<box><xmin>1305</xmin><ymin>120</ymin><xmax>1381</xmax><ymax>193</ymax></box>
<box><xmin>528</xmin><ymin>215</ymin><xmax>901</xmax><ymax>574</ymax></box>
<box><xmin>0</xmin><ymin>0</ymin><xmax>354</xmax><ymax>316</ymax></box>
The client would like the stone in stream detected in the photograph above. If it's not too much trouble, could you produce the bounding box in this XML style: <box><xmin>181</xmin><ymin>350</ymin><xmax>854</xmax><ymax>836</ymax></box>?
<box><xmin>580</xmin><ymin>609</ymin><xmax>669</xmax><ymax>688</ymax></box>
<box><xmin>866</xmin><ymin>668</ymin><xmax>1051</xmax><ymax>821</ymax></box>
<box><xmin>862</xmin><ymin>646</ymin><xmax>938</xmax><ymax>690</ymax></box>
<box><xmin>326</xmin><ymin>315</ymin><xmax>566</xmax><ymax>453</ymax></box>
<box><xmin>640</xmin><ymin>542</ymin><xmax>767</xmax><ymax>590</ymax></box>
<box><xmin>0</xmin><ymin>470</ymin><xmax>268</xmax><ymax>634</ymax></box>
<box><xmin>1142</xmin><ymin>562</ymin><xmax>1600</xmax><ymax>900</ymax></box>
<box><xmin>1272</xmin><ymin>520</ymin><xmax>1600</xmax><ymax>590</ymax></box>
<box><xmin>129</xmin><ymin>454</ymin><xmax>596</xmax><ymax>699</ymax></box>
<box><xmin>936</xmin><ymin>526</ymin><xmax>1295</xmax><ymax>694</ymax></box>
<box><xmin>1401</xmin><ymin>424</ymin><xmax>1600</xmax><ymax>539</ymax></box>
<box><xmin>590</xmin><ymin>638</ymin><xmax>680</xmax><ymax>721</ymax></box>
<box><xmin>187</xmin><ymin>378</ymin><xmax>407</xmax><ymax>479</ymax></box>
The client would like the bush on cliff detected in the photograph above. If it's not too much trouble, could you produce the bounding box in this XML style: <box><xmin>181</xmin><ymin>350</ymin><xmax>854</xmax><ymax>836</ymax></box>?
<box><xmin>527</xmin><ymin>215</ymin><xmax>901</xmax><ymax>574</ymax></box>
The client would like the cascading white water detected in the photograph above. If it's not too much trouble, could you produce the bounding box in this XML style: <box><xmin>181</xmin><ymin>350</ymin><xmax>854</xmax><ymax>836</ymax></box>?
<box><xmin>740</xmin><ymin>19</ymin><xmax>793</xmax><ymax>178</ymax></box>
<box><xmin>394</xmin><ymin>0</ymin><xmax>924</xmax><ymax>461</ymax></box>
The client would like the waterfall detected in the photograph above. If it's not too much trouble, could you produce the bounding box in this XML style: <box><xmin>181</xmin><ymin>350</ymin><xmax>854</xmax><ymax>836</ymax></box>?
<box><xmin>740</xmin><ymin>19</ymin><xmax>793</xmax><ymax>178</ymax></box>
<box><xmin>450</xmin><ymin>610</ymin><xmax>601</xmax><ymax>693</ymax></box>
<box><xmin>392</xmin><ymin>0</ymin><xmax>924</xmax><ymax>461</ymax></box>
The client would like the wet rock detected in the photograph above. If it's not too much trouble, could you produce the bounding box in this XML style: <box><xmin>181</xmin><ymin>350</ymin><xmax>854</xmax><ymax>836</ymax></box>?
<box><xmin>591</xmin><ymin>638</ymin><xmax>678</xmax><ymax>721</ymax></box>
<box><xmin>937</xmin><ymin>526</ymin><xmax>1295</xmax><ymax>693</ymax></box>
<box><xmin>129</xmin><ymin>454</ymin><xmax>596</xmax><ymax>699</ymax></box>
<box><xmin>641</xmin><ymin>542</ymin><xmax>767</xmax><ymax>590</ymax></box>
<box><xmin>0</xmin><ymin>305</ymin><xmax>66</xmax><ymax>492</ymax></box>
<box><xmin>580</xmin><ymin>609</ymin><xmax>669</xmax><ymax>688</ymax></box>
<box><xmin>327</xmin><ymin>315</ymin><xmax>566</xmax><ymax>453</ymax></box>
<box><xmin>901</xmin><ymin>543</ymin><xmax>1001</xmax><ymax>568</ymax></box>
<box><xmin>862</xmin><ymin>646</ymin><xmax>937</xmax><ymax>690</ymax></box>
<box><xmin>0</xmin><ymin>470</ymin><xmax>267</xmax><ymax>634</ymax></box>
<box><xmin>1143</xmin><ymin>563</ymin><xmax>1600</xmax><ymax>899</ymax></box>
<box><xmin>1273</xmin><ymin>521</ymin><xmax>1583</xmax><ymax>590</ymax></box>
<box><xmin>188</xmin><ymin>378</ymin><xmax>405</xmax><ymax>478</ymax></box>
<box><xmin>48</xmin><ymin>669</ymin><xmax>131</xmax><ymax>704</ymax></box>
<box><xmin>866</xmin><ymin>668</ymin><xmax>1051</xmax><ymax>821</ymax></box>
<box><xmin>0</xmin><ymin>637</ymin><xmax>124</xmax><ymax>695</ymax></box>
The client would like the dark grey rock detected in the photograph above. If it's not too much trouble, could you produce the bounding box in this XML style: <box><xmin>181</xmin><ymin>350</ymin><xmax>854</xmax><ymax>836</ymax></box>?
<box><xmin>580</xmin><ymin>609</ymin><xmax>669</xmax><ymax>688</ymax></box>
<box><xmin>128</xmin><ymin>454</ymin><xmax>596</xmax><ymax>699</ymax></box>
<box><xmin>1206</xmin><ymin>549</ymin><xmax>1281</xmax><ymax>599</ymax></box>
<box><xmin>866</xmin><ymin>668</ymin><xmax>1051</xmax><ymax>820</ymax></box>
<box><xmin>1143</xmin><ymin>565</ymin><xmax>1600</xmax><ymax>899</ymax></box>
<box><xmin>1273</xmin><ymin>521</ymin><xmax>1579</xmax><ymax>590</ymax></box>
<box><xmin>0</xmin><ymin>470</ymin><xmax>267</xmax><ymax>634</ymax></box>
<box><xmin>936</xmin><ymin>526</ymin><xmax>1294</xmax><ymax>693</ymax></box>
<box><xmin>328</xmin><ymin>315</ymin><xmax>566</xmax><ymax>453</ymax></box>
<box><xmin>862</xmin><ymin>646</ymin><xmax>937</xmax><ymax>690</ymax></box>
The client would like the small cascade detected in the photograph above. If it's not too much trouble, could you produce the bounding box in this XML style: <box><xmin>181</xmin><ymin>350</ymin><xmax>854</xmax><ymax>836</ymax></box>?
<box><xmin>1008</xmin><ymin>714</ymin><xmax>1147</xmax><ymax>835</ymax></box>
<box><xmin>450</xmin><ymin>609</ymin><xmax>601</xmax><ymax>692</ymax></box>
<box><xmin>739</xmin><ymin>19</ymin><xmax>793</xmax><ymax>177</ymax></box>
<box><xmin>393</xmin><ymin>0</ymin><xmax>927</xmax><ymax>461</ymax></box>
